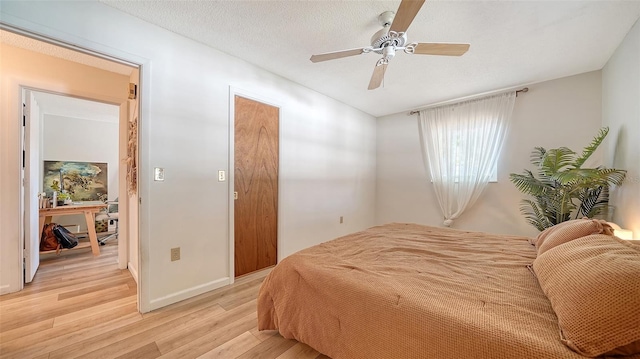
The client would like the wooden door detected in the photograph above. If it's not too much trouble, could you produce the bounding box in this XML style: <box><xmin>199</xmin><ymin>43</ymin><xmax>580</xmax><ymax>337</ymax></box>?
<box><xmin>234</xmin><ymin>96</ymin><xmax>279</xmax><ymax>277</ymax></box>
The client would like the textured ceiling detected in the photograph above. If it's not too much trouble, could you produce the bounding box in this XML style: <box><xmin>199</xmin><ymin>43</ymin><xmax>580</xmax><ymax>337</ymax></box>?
<box><xmin>101</xmin><ymin>0</ymin><xmax>640</xmax><ymax>117</ymax></box>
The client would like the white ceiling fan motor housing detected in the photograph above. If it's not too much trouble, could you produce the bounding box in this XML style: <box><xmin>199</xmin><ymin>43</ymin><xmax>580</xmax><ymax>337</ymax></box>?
<box><xmin>371</xmin><ymin>11</ymin><xmax>407</xmax><ymax>54</ymax></box>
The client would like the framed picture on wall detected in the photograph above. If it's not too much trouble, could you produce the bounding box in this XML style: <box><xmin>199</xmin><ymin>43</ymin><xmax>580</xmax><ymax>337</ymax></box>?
<box><xmin>43</xmin><ymin>161</ymin><xmax>108</xmax><ymax>201</ymax></box>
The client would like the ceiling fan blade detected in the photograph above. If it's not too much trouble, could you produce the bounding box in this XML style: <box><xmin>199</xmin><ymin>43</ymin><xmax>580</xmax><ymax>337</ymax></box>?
<box><xmin>389</xmin><ymin>0</ymin><xmax>425</xmax><ymax>33</ymax></box>
<box><xmin>413</xmin><ymin>43</ymin><xmax>470</xmax><ymax>56</ymax></box>
<box><xmin>310</xmin><ymin>48</ymin><xmax>367</xmax><ymax>63</ymax></box>
<box><xmin>368</xmin><ymin>61</ymin><xmax>388</xmax><ymax>90</ymax></box>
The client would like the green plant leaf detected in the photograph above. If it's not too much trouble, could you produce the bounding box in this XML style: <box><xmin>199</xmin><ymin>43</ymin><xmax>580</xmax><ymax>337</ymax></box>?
<box><xmin>530</xmin><ymin>147</ymin><xmax>546</xmax><ymax>167</ymax></box>
<box><xmin>520</xmin><ymin>199</ymin><xmax>550</xmax><ymax>231</ymax></box>
<box><xmin>509</xmin><ymin>127</ymin><xmax>626</xmax><ymax>231</ymax></box>
<box><xmin>573</xmin><ymin>127</ymin><xmax>608</xmax><ymax>168</ymax></box>
<box><xmin>541</xmin><ymin>147</ymin><xmax>576</xmax><ymax>176</ymax></box>
<box><xmin>577</xmin><ymin>186</ymin><xmax>602</xmax><ymax>218</ymax></box>
<box><xmin>509</xmin><ymin>171</ymin><xmax>546</xmax><ymax>196</ymax></box>
<box><xmin>555</xmin><ymin>168</ymin><xmax>626</xmax><ymax>188</ymax></box>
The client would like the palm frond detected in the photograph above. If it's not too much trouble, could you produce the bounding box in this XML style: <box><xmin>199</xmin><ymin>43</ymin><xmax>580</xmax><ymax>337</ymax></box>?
<box><xmin>599</xmin><ymin>168</ymin><xmax>627</xmax><ymax>186</ymax></box>
<box><xmin>573</xmin><ymin>127</ymin><xmax>608</xmax><ymax>168</ymax></box>
<box><xmin>530</xmin><ymin>147</ymin><xmax>546</xmax><ymax>167</ymax></box>
<box><xmin>577</xmin><ymin>186</ymin><xmax>603</xmax><ymax>218</ymax></box>
<box><xmin>541</xmin><ymin>147</ymin><xmax>576</xmax><ymax>175</ymax></box>
<box><xmin>555</xmin><ymin>168</ymin><xmax>626</xmax><ymax>191</ymax></box>
<box><xmin>509</xmin><ymin>171</ymin><xmax>546</xmax><ymax>196</ymax></box>
<box><xmin>584</xmin><ymin>185</ymin><xmax>612</xmax><ymax>219</ymax></box>
<box><xmin>520</xmin><ymin>199</ymin><xmax>551</xmax><ymax>231</ymax></box>
<box><xmin>554</xmin><ymin>168</ymin><xmax>604</xmax><ymax>184</ymax></box>
<box><xmin>509</xmin><ymin>128</ymin><xmax>625</xmax><ymax>231</ymax></box>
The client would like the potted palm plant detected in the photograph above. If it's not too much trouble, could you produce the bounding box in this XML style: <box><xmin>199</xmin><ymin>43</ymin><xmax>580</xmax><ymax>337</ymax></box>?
<box><xmin>509</xmin><ymin>127</ymin><xmax>626</xmax><ymax>231</ymax></box>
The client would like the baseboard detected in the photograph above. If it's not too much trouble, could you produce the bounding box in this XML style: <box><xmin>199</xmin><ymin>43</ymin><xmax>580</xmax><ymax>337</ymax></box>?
<box><xmin>0</xmin><ymin>284</ymin><xmax>11</xmax><ymax>295</ymax></box>
<box><xmin>127</xmin><ymin>262</ymin><xmax>138</xmax><ymax>284</ymax></box>
<box><xmin>148</xmin><ymin>277</ymin><xmax>230</xmax><ymax>311</ymax></box>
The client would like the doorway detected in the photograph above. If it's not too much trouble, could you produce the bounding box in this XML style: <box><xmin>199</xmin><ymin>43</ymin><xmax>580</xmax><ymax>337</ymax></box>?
<box><xmin>233</xmin><ymin>95</ymin><xmax>279</xmax><ymax>277</ymax></box>
<box><xmin>22</xmin><ymin>90</ymin><xmax>121</xmax><ymax>282</ymax></box>
<box><xmin>0</xmin><ymin>28</ymin><xmax>140</xmax><ymax>300</ymax></box>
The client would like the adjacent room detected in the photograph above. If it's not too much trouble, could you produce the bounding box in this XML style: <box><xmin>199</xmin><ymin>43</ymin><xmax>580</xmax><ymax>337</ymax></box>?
<box><xmin>1</xmin><ymin>0</ymin><xmax>638</xmax><ymax>358</ymax></box>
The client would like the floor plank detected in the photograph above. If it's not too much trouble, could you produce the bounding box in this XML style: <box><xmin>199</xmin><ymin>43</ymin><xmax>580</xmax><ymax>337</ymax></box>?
<box><xmin>115</xmin><ymin>342</ymin><xmax>162</xmax><ymax>359</ymax></box>
<box><xmin>0</xmin><ymin>243</ymin><xmax>326</xmax><ymax>359</ymax></box>
<box><xmin>235</xmin><ymin>334</ymin><xmax>297</xmax><ymax>359</ymax></box>
<box><xmin>276</xmin><ymin>343</ymin><xmax>321</xmax><ymax>359</ymax></box>
<box><xmin>197</xmin><ymin>331</ymin><xmax>260</xmax><ymax>359</ymax></box>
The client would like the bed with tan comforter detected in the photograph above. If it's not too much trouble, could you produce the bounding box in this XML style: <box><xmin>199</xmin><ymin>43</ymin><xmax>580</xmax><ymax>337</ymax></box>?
<box><xmin>257</xmin><ymin>223</ymin><xmax>640</xmax><ymax>359</ymax></box>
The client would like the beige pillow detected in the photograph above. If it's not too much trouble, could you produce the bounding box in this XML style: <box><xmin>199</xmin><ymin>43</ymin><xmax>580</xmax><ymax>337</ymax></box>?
<box><xmin>532</xmin><ymin>234</ymin><xmax>640</xmax><ymax>357</ymax></box>
<box><xmin>530</xmin><ymin>225</ymin><xmax>554</xmax><ymax>247</ymax></box>
<box><xmin>535</xmin><ymin>218</ymin><xmax>613</xmax><ymax>255</ymax></box>
<box><xmin>530</xmin><ymin>218</ymin><xmax>586</xmax><ymax>248</ymax></box>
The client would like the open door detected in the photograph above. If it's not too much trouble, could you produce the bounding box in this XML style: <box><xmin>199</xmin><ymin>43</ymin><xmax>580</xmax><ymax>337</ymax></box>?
<box><xmin>23</xmin><ymin>89</ymin><xmax>40</xmax><ymax>283</ymax></box>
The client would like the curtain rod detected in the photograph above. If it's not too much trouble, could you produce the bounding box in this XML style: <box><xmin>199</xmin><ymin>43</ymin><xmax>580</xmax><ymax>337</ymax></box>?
<box><xmin>409</xmin><ymin>87</ymin><xmax>529</xmax><ymax>115</ymax></box>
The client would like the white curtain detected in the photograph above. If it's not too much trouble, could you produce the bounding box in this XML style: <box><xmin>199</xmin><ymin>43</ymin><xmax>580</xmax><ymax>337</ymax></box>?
<box><xmin>418</xmin><ymin>91</ymin><xmax>515</xmax><ymax>227</ymax></box>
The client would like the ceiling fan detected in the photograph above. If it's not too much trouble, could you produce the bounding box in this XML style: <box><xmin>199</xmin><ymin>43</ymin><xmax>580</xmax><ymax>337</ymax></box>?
<box><xmin>310</xmin><ymin>0</ymin><xmax>470</xmax><ymax>90</ymax></box>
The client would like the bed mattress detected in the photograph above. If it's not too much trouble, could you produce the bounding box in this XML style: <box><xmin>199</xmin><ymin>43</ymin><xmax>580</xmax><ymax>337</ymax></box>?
<box><xmin>257</xmin><ymin>223</ymin><xmax>618</xmax><ymax>359</ymax></box>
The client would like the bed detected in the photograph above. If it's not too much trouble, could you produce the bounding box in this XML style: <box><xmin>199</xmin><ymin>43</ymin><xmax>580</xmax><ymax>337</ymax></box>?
<box><xmin>257</xmin><ymin>222</ymin><xmax>640</xmax><ymax>359</ymax></box>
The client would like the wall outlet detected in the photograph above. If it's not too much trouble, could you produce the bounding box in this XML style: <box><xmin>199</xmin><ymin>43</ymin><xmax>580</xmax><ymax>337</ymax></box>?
<box><xmin>170</xmin><ymin>247</ymin><xmax>180</xmax><ymax>261</ymax></box>
<box><xmin>154</xmin><ymin>167</ymin><xmax>165</xmax><ymax>181</ymax></box>
<box><xmin>340</xmin><ymin>216</ymin><xmax>344</xmax><ymax>224</ymax></box>
<box><xmin>218</xmin><ymin>170</ymin><xmax>226</xmax><ymax>182</ymax></box>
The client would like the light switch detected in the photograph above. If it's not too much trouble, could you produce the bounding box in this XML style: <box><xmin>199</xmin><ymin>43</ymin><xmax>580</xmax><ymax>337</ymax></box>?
<box><xmin>218</xmin><ymin>170</ymin><xmax>226</xmax><ymax>182</ymax></box>
<box><xmin>154</xmin><ymin>167</ymin><xmax>165</xmax><ymax>181</ymax></box>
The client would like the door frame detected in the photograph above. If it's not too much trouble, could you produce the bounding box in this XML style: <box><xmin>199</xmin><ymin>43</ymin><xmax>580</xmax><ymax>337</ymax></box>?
<box><xmin>19</xmin><ymin>86</ymin><xmax>130</xmax><ymax>279</ymax></box>
<box><xmin>228</xmin><ymin>86</ymin><xmax>283</xmax><ymax>284</ymax></box>
<box><xmin>1</xmin><ymin>23</ymin><xmax>146</xmax><ymax>310</ymax></box>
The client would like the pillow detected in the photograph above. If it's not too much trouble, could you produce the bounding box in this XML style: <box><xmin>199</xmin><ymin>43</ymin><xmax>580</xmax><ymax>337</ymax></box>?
<box><xmin>529</xmin><ymin>225</ymin><xmax>554</xmax><ymax>247</ymax></box>
<box><xmin>532</xmin><ymin>234</ymin><xmax>640</xmax><ymax>357</ymax></box>
<box><xmin>530</xmin><ymin>218</ymin><xmax>588</xmax><ymax>248</ymax></box>
<box><xmin>535</xmin><ymin>218</ymin><xmax>613</xmax><ymax>255</ymax></box>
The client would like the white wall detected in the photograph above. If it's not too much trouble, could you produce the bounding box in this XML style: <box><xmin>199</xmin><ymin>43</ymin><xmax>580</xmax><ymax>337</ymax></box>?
<box><xmin>603</xmin><ymin>18</ymin><xmax>640</xmax><ymax>239</ymax></box>
<box><xmin>42</xmin><ymin>113</ymin><xmax>119</xmax><ymax>231</ymax></box>
<box><xmin>43</xmin><ymin>114</ymin><xmax>119</xmax><ymax>199</ymax></box>
<box><xmin>376</xmin><ymin>71</ymin><xmax>603</xmax><ymax>237</ymax></box>
<box><xmin>0</xmin><ymin>1</ymin><xmax>377</xmax><ymax>310</ymax></box>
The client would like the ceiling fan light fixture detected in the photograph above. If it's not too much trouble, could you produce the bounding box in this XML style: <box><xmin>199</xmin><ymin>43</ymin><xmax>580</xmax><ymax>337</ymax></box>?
<box><xmin>308</xmin><ymin>0</ymin><xmax>470</xmax><ymax>90</ymax></box>
<box><xmin>382</xmin><ymin>46</ymin><xmax>396</xmax><ymax>60</ymax></box>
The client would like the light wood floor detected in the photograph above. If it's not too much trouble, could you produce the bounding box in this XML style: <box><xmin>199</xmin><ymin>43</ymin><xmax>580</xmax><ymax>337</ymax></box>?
<box><xmin>0</xmin><ymin>243</ymin><xmax>329</xmax><ymax>359</ymax></box>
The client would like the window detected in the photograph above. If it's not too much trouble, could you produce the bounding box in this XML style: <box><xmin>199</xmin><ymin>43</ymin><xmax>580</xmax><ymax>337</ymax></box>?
<box><xmin>417</xmin><ymin>91</ymin><xmax>515</xmax><ymax>226</ymax></box>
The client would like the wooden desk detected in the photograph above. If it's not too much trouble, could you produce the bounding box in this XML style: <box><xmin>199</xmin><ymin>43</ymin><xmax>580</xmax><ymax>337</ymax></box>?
<box><xmin>39</xmin><ymin>204</ymin><xmax>107</xmax><ymax>256</ymax></box>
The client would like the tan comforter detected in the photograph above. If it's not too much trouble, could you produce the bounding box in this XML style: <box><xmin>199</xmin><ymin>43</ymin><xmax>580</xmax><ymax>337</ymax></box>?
<box><xmin>258</xmin><ymin>223</ymin><xmax>613</xmax><ymax>359</ymax></box>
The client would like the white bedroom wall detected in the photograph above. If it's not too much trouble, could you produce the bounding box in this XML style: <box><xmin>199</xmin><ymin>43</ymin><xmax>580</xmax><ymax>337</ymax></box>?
<box><xmin>376</xmin><ymin>71</ymin><xmax>603</xmax><ymax>237</ymax></box>
<box><xmin>0</xmin><ymin>1</ymin><xmax>377</xmax><ymax>310</ymax></box>
<box><xmin>602</xmin><ymin>18</ymin><xmax>640</xmax><ymax>239</ymax></box>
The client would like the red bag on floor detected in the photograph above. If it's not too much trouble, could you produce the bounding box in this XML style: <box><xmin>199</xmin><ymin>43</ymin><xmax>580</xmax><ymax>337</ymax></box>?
<box><xmin>40</xmin><ymin>223</ymin><xmax>61</xmax><ymax>252</ymax></box>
